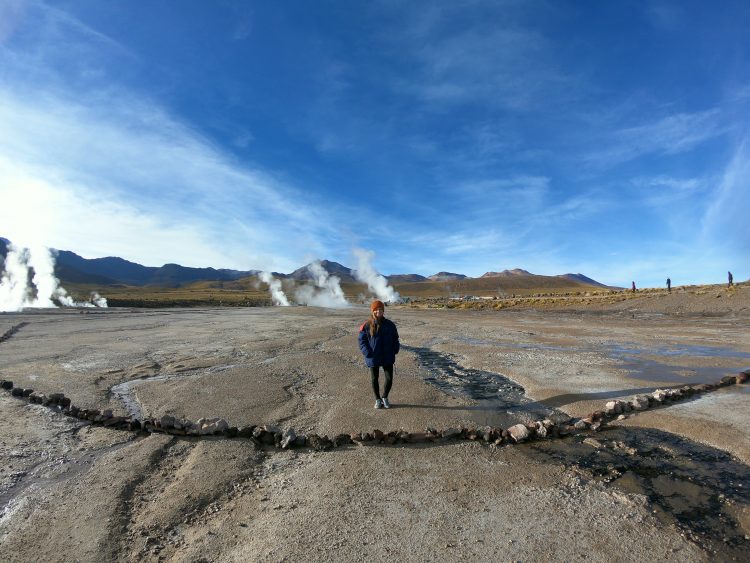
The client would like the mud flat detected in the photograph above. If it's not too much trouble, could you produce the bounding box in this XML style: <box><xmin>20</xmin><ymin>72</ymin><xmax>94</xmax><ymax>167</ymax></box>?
<box><xmin>1</xmin><ymin>291</ymin><xmax>749</xmax><ymax>561</ymax></box>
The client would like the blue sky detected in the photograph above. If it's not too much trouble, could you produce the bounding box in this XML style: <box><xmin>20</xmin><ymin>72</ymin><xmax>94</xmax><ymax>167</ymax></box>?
<box><xmin>1</xmin><ymin>0</ymin><xmax>748</xmax><ymax>287</ymax></box>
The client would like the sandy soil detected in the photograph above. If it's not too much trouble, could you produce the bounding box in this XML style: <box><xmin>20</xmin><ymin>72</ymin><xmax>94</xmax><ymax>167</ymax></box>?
<box><xmin>1</xmin><ymin>285</ymin><xmax>749</xmax><ymax>561</ymax></box>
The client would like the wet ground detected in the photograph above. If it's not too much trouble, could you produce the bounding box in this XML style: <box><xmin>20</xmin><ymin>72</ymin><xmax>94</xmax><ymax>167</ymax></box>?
<box><xmin>528</xmin><ymin>428</ymin><xmax>750</xmax><ymax>561</ymax></box>
<box><xmin>404</xmin><ymin>343</ymin><xmax>569</xmax><ymax>425</ymax></box>
<box><xmin>407</xmin><ymin>338</ymin><xmax>750</xmax><ymax>560</ymax></box>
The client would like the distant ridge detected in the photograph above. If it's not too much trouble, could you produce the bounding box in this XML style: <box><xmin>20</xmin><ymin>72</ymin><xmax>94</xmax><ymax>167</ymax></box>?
<box><xmin>429</xmin><ymin>272</ymin><xmax>467</xmax><ymax>281</ymax></box>
<box><xmin>52</xmin><ymin>250</ymin><xmax>256</xmax><ymax>288</ymax></box>
<box><xmin>481</xmin><ymin>268</ymin><xmax>532</xmax><ymax>278</ymax></box>
<box><xmin>0</xmin><ymin>236</ymin><xmax>611</xmax><ymax>289</ymax></box>
<box><xmin>288</xmin><ymin>260</ymin><xmax>355</xmax><ymax>282</ymax></box>
<box><xmin>387</xmin><ymin>273</ymin><xmax>428</xmax><ymax>283</ymax></box>
<box><xmin>560</xmin><ymin>273</ymin><xmax>610</xmax><ymax>288</ymax></box>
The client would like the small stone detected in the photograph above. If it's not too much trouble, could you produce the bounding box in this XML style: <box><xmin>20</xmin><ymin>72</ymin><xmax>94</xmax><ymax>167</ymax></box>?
<box><xmin>442</xmin><ymin>428</ymin><xmax>462</xmax><ymax>440</ymax></box>
<box><xmin>333</xmin><ymin>433</ymin><xmax>352</xmax><ymax>447</ymax></box>
<box><xmin>0</xmin><ymin>380</ymin><xmax>13</xmax><ymax>390</ymax></box>
<box><xmin>583</xmin><ymin>437</ymin><xmax>604</xmax><ymax>449</ymax></box>
<box><xmin>350</xmin><ymin>432</ymin><xmax>363</xmax><ymax>442</ymax></box>
<box><xmin>573</xmin><ymin>419</ymin><xmax>589</xmax><ymax>431</ymax></box>
<box><xmin>631</xmin><ymin>395</ymin><xmax>650</xmax><ymax>410</ymax></box>
<box><xmin>651</xmin><ymin>390</ymin><xmax>666</xmax><ymax>403</ymax></box>
<box><xmin>534</xmin><ymin>421</ymin><xmax>547</xmax><ymax>438</ymax></box>
<box><xmin>159</xmin><ymin>415</ymin><xmax>176</xmax><ymax>429</ymax></box>
<box><xmin>21</xmin><ymin>388</ymin><xmax>33</xmax><ymax>397</ymax></box>
<box><xmin>617</xmin><ymin>414</ymin><xmax>627</xmax><ymax>420</ymax></box>
<box><xmin>604</xmin><ymin>401</ymin><xmax>617</xmax><ymax>414</ymax></box>
<box><xmin>307</xmin><ymin>434</ymin><xmax>332</xmax><ymax>451</ymax></box>
<box><xmin>372</xmin><ymin>429</ymin><xmax>385</xmax><ymax>442</ymax></box>
<box><xmin>280</xmin><ymin>428</ymin><xmax>297</xmax><ymax>449</ymax></box>
<box><xmin>507</xmin><ymin>424</ymin><xmax>530</xmax><ymax>443</ymax></box>
<box><xmin>11</xmin><ymin>388</ymin><xmax>24</xmax><ymax>397</ymax></box>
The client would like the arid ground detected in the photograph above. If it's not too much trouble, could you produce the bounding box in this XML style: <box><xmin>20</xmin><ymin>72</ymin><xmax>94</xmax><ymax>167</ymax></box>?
<box><xmin>1</xmin><ymin>283</ymin><xmax>749</xmax><ymax>561</ymax></box>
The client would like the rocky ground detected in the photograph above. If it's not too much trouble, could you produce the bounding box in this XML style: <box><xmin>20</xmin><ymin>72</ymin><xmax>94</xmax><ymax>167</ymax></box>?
<box><xmin>1</xmin><ymin>283</ymin><xmax>749</xmax><ymax>561</ymax></box>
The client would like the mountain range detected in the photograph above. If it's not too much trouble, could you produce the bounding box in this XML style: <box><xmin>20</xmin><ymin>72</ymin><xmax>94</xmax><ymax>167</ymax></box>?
<box><xmin>0</xmin><ymin>238</ymin><xmax>610</xmax><ymax>289</ymax></box>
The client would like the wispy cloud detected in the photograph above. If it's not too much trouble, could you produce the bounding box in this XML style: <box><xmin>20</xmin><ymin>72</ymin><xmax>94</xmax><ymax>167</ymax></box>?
<box><xmin>396</xmin><ymin>21</ymin><xmax>575</xmax><ymax>112</ymax></box>
<box><xmin>629</xmin><ymin>175</ymin><xmax>708</xmax><ymax>208</ymax></box>
<box><xmin>0</xmin><ymin>86</ymin><xmax>348</xmax><ymax>271</ymax></box>
<box><xmin>586</xmin><ymin>108</ymin><xmax>727</xmax><ymax>168</ymax></box>
<box><xmin>702</xmin><ymin>140</ymin><xmax>750</xmax><ymax>255</ymax></box>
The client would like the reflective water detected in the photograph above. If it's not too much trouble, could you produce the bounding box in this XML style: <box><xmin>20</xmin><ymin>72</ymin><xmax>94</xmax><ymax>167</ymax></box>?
<box><xmin>451</xmin><ymin>336</ymin><xmax>749</xmax><ymax>384</ymax></box>
<box><xmin>527</xmin><ymin>427</ymin><xmax>750</xmax><ymax>560</ymax></box>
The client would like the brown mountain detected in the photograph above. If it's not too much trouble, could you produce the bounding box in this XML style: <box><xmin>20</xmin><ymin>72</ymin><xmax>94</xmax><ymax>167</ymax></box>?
<box><xmin>429</xmin><ymin>272</ymin><xmax>467</xmax><ymax>281</ymax></box>
<box><xmin>481</xmin><ymin>268</ymin><xmax>532</xmax><ymax>277</ymax></box>
<box><xmin>387</xmin><ymin>274</ymin><xmax>428</xmax><ymax>283</ymax></box>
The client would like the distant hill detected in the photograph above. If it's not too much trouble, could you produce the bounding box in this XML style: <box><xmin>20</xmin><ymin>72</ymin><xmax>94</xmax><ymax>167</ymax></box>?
<box><xmin>387</xmin><ymin>273</ymin><xmax>428</xmax><ymax>283</ymax></box>
<box><xmin>289</xmin><ymin>260</ymin><xmax>356</xmax><ymax>282</ymax></box>
<box><xmin>560</xmin><ymin>273</ymin><xmax>610</xmax><ymax>288</ymax></box>
<box><xmin>429</xmin><ymin>272</ymin><xmax>467</xmax><ymax>281</ymax></box>
<box><xmin>481</xmin><ymin>268</ymin><xmax>532</xmax><ymax>278</ymax></box>
<box><xmin>51</xmin><ymin>250</ymin><xmax>257</xmax><ymax>288</ymax></box>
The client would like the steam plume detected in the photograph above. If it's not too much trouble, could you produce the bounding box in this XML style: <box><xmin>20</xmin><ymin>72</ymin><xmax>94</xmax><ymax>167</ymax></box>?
<box><xmin>352</xmin><ymin>248</ymin><xmax>401</xmax><ymax>303</ymax></box>
<box><xmin>259</xmin><ymin>271</ymin><xmax>290</xmax><ymax>306</ymax></box>
<box><xmin>294</xmin><ymin>260</ymin><xmax>349</xmax><ymax>308</ymax></box>
<box><xmin>0</xmin><ymin>244</ymin><xmax>108</xmax><ymax>312</ymax></box>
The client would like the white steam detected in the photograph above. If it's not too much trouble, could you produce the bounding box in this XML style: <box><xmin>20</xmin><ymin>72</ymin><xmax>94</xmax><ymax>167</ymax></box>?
<box><xmin>0</xmin><ymin>244</ymin><xmax>108</xmax><ymax>312</ymax></box>
<box><xmin>294</xmin><ymin>260</ymin><xmax>349</xmax><ymax>308</ymax></box>
<box><xmin>352</xmin><ymin>248</ymin><xmax>401</xmax><ymax>303</ymax></box>
<box><xmin>258</xmin><ymin>271</ymin><xmax>290</xmax><ymax>306</ymax></box>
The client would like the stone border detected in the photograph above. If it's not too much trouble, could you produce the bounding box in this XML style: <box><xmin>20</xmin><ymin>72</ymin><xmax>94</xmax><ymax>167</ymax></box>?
<box><xmin>1</xmin><ymin>370</ymin><xmax>748</xmax><ymax>452</ymax></box>
<box><xmin>0</xmin><ymin>322</ymin><xmax>27</xmax><ymax>344</ymax></box>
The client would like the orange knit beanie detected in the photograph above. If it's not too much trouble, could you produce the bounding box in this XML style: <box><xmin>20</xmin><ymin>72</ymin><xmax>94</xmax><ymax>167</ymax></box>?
<box><xmin>370</xmin><ymin>299</ymin><xmax>385</xmax><ymax>312</ymax></box>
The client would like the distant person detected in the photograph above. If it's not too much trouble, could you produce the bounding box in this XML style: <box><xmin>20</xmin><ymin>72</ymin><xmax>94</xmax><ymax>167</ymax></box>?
<box><xmin>728</xmin><ymin>271</ymin><xmax>734</xmax><ymax>287</ymax></box>
<box><xmin>632</xmin><ymin>281</ymin><xmax>636</xmax><ymax>293</ymax></box>
<box><xmin>358</xmin><ymin>299</ymin><xmax>400</xmax><ymax>409</ymax></box>
<box><xmin>666</xmin><ymin>278</ymin><xmax>671</xmax><ymax>293</ymax></box>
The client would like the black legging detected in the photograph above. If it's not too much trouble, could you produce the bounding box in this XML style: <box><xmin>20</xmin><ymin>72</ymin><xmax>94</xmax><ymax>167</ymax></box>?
<box><xmin>370</xmin><ymin>365</ymin><xmax>393</xmax><ymax>400</ymax></box>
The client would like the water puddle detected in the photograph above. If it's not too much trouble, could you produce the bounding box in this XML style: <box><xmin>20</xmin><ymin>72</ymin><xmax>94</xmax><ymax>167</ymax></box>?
<box><xmin>452</xmin><ymin>336</ymin><xmax>749</xmax><ymax>385</ymax></box>
<box><xmin>111</xmin><ymin>364</ymin><xmax>237</xmax><ymax>420</ymax></box>
<box><xmin>402</xmin><ymin>344</ymin><xmax>569</xmax><ymax>425</ymax></box>
<box><xmin>525</xmin><ymin>427</ymin><xmax>750</xmax><ymax>560</ymax></box>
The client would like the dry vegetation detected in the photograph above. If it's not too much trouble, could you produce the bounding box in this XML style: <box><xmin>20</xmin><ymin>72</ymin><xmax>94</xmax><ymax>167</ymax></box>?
<box><xmin>62</xmin><ymin>275</ymin><xmax>747</xmax><ymax>311</ymax></box>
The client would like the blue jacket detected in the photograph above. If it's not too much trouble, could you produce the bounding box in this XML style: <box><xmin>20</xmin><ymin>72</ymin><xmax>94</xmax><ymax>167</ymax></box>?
<box><xmin>358</xmin><ymin>318</ymin><xmax>400</xmax><ymax>368</ymax></box>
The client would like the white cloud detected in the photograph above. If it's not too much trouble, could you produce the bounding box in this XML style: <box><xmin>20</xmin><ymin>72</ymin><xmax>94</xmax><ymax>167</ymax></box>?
<box><xmin>0</xmin><ymin>85</ymin><xmax>347</xmax><ymax>271</ymax></box>
<box><xmin>702</xmin><ymin>140</ymin><xmax>750</xmax><ymax>257</ymax></box>
<box><xmin>588</xmin><ymin>109</ymin><xmax>726</xmax><ymax>167</ymax></box>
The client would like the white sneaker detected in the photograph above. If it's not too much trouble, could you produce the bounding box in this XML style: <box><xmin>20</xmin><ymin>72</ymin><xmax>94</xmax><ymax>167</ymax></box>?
<box><xmin>374</xmin><ymin>399</ymin><xmax>383</xmax><ymax>409</ymax></box>
<box><xmin>382</xmin><ymin>397</ymin><xmax>390</xmax><ymax>409</ymax></box>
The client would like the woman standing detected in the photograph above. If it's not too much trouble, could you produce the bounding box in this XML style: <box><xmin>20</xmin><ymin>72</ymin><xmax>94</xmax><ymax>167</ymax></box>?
<box><xmin>358</xmin><ymin>299</ymin><xmax>400</xmax><ymax>409</ymax></box>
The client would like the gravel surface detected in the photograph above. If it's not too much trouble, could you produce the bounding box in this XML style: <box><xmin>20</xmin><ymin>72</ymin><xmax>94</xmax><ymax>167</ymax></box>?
<box><xmin>1</xmin><ymin>287</ymin><xmax>748</xmax><ymax>561</ymax></box>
